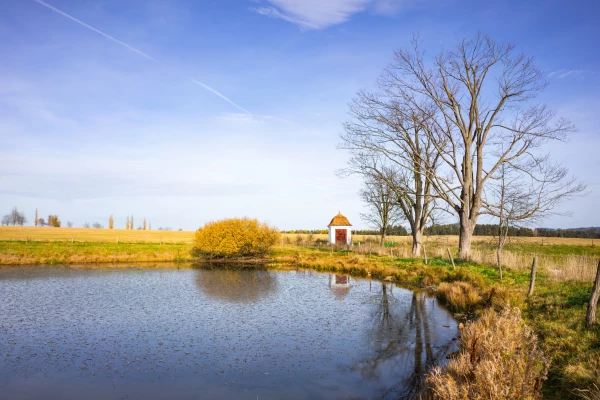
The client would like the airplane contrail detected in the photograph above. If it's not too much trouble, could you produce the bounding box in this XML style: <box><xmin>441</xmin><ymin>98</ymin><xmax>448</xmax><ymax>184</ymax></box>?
<box><xmin>32</xmin><ymin>0</ymin><xmax>251</xmax><ymax>115</ymax></box>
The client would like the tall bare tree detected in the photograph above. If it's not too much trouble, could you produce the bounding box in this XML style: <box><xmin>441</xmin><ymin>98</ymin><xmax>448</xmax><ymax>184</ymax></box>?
<box><xmin>340</xmin><ymin>86</ymin><xmax>441</xmax><ymax>256</ymax></box>
<box><xmin>381</xmin><ymin>33</ymin><xmax>581</xmax><ymax>259</ymax></box>
<box><xmin>359</xmin><ymin>174</ymin><xmax>402</xmax><ymax>247</ymax></box>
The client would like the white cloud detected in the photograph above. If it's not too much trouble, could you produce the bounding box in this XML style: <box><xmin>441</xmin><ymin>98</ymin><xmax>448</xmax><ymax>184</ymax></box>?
<box><xmin>547</xmin><ymin>69</ymin><xmax>584</xmax><ymax>79</ymax></box>
<box><xmin>252</xmin><ymin>0</ymin><xmax>375</xmax><ymax>29</ymax></box>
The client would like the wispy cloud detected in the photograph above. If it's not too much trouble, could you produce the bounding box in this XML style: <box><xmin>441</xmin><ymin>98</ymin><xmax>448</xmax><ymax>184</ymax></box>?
<box><xmin>547</xmin><ymin>69</ymin><xmax>585</xmax><ymax>79</ymax></box>
<box><xmin>252</xmin><ymin>0</ymin><xmax>372</xmax><ymax>29</ymax></box>
<box><xmin>32</xmin><ymin>0</ymin><xmax>251</xmax><ymax>114</ymax></box>
<box><xmin>252</xmin><ymin>0</ymin><xmax>408</xmax><ymax>29</ymax></box>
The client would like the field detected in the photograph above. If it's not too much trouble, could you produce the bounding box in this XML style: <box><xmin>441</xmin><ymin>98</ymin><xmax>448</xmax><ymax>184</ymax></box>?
<box><xmin>0</xmin><ymin>226</ymin><xmax>193</xmax><ymax>243</ymax></box>
<box><xmin>1</xmin><ymin>226</ymin><xmax>597</xmax><ymax>247</ymax></box>
<box><xmin>1</xmin><ymin>228</ymin><xmax>598</xmax><ymax>280</ymax></box>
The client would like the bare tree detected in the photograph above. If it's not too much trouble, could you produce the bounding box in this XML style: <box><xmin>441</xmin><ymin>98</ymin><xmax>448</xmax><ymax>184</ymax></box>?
<box><xmin>486</xmin><ymin>157</ymin><xmax>585</xmax><ymax>279</ymax></box>
<box><xmin>34</xmin><ymin>208</ymin><xmax>39</xmax><ymax>227</ymax></box>
<box><xmin>382</xmin><ymin>33</ymin><xmax>582</xmax><ymax>259</ymax></box>
<box><xmin>67</xmin><ymin>221</ymin><xmax>73</xmax><ymax>228</ymax></box>
<box><xmin>92</xmin><ymin>222</ymin><xmax>103</xmax><ymax>229</ymax></box>
<box><xmin>359</xmin><ymin>174</ymin><xmax>402</xmax><ymax>247</ymax></box>
<box><xmin>3</xmin><ymin>207</ymin><xmax>27</xmax><ymax>226</ymax></box>
<box><xmin>340</xmin><ymin>85</ymin><xmax>442</xmax><ymax>256</ymax></box>
<box><xmin>83</xmin><ymin>222</ymin><xmax>90</xmax><ymax>228</ymax></box>
<box><xmin>38</xmin><ymin>217</ymin><xmax>46</xmax><ymax>226</ymax></box>
<box><xmin>143</xmin><ymin>218</ymin><xmax>147</xmax><ymax>230</ymax></box>
<box><xmin>108</xmin><ymin>214</ymin><xmax>114</xmax><ymax>229</ymax></box>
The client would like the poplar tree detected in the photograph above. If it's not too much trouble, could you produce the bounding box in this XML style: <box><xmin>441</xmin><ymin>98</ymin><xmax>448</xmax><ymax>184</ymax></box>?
<box><xmin>126</xmin><ymin>216</ymin><xmax>130</xmax><ymax>230</ymax></box>
<box><xmin>108</xmin><ymin>214</ymin><xmax>114</xmax><ymax>229</ymax></box>
<box><xmin>34</xmin><ymin>209</ymin><xmax>39</xmax><ymax>227</ymax></box>
<box><xmin>143</xmin><ymin>218</ymin><xmax>147</xmax><ymax>230</ymax></box>
<box><xmin>130</xmin><ymin>215</ymin><xmax>134</xmax><ymax>230</ymax></box>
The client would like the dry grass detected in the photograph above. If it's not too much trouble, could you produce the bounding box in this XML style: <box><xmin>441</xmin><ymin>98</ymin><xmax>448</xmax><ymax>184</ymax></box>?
<box><xmin>285</xmin><ymin>233</ymin><xmax>597</xmax><ymax>247</ymax></box>
<box><xmin>436</xmin><ymin>282</ymin><xmax>483</xmax><ymax>312</ymax></box>
<box><xmin>423</xmin><ymin>307</ymin><xmax>549</xmax><ymax>400</ymax></box>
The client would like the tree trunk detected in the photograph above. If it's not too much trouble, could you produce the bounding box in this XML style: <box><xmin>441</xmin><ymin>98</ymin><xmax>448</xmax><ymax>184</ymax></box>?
<box><xmin>585</xmin><ymin>260</ymin><xmax>600</xmax><ymax>329</ymax></box>
<box><xmin>458</xmin><ymin>215</ymin><xmax>473</xmax><ymax>260</ymax></box>
<box><xmin>411</xmin><ymin>229</ymin><xmax>423</xmax><ymax>257</ymax></box>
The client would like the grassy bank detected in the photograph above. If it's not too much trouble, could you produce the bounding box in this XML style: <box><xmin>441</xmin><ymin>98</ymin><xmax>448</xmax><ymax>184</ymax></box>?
<box><xmin>0</xmin><ymin>241</ymin><xmax>193</xmax><ymax>264</ymax></box>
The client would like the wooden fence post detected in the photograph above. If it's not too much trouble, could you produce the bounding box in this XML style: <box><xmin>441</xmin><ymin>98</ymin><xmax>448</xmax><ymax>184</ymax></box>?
<box><xmin>423</xmin><ymin>245</ymin><xmax>428</xmax><ymax>265</ymax></box>
<box><xmin>527</xmin><ymin>256</ymin><xmax>538</xmax><ymax>297</ymax></box>
<box><xmin>585</xmin><ymin>260</ymin><xmax>600</xmax><ymax>329</ymax></box>
<box><xmin>447</xmin><ymin>248</ymin><xmax>456</xmax><ymax>270</ymax></box>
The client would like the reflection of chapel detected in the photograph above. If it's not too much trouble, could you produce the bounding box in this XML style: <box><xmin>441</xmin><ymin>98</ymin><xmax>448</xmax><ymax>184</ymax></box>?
<box><xmin>327</xmin><ymin>212</ymin><xmax>352</xmax><ymax>245</ymax></box>
<box><xmin>329</xmin><ymin>274</ymin><xmax>351</xmax><ymax>300</ymax></box>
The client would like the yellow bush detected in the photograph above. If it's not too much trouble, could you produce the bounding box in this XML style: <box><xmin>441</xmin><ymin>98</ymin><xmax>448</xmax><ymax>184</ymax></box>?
<box><xmin>192</xmin><ymin>218</ymin><xmax>279</xmax><ymax>258</ymax></box>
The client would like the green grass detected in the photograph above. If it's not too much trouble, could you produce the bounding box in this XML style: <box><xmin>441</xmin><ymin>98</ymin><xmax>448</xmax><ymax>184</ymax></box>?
<box><xmin>495</xmin><ymin>242</ymin><xmax>600</xmax><ymax>257</ymax></box>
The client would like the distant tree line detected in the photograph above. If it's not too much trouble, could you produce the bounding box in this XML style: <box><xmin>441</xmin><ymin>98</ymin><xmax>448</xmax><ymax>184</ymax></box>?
<box><xmin>281</xmin><ymin>229</ymin><xmax>328</xmax><ymax>234</ymax></box>
<box><xmin>423</xmin><ymin>224</ymin><xmax>600</xmax><ymax>238</ymax></box>
<box><xmin>536</xmin><ymin>228</ymin><xmax>600</xmax><ymax>239</ymax></box>
<box><xmin>353</xmin><ymin>225</ymin><xmax>409</xmax><ymax>236</ymax></box>
<box><xmin>2</xmin><ymin>207</ymin><xmax>27</xmax><ymax>226</ymax></box>
<box><xmin>424</xmin><ymin>224</ymin><xmax>534</xmax><ymax>237</ymax></box>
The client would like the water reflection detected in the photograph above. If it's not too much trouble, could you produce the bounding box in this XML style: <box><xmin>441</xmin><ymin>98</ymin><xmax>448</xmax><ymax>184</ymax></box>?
<box><xmin>0</xmin><ymin>266</ymin><xmax>457</xmax><ymax>400</ymax></box>
<box><xmin>329</xmin><ymin>274</ymin><xmax>351</xmax><ymax>300</ymax></box>
<box><xmin>353</xmin><ymin>282</ymin><xmax>455</xmax><ymax>399</ymax></box>
<box><xmin>194</xmin><ymin>265</ymin><xmax>278</xmax><ymax>303</ymax></box>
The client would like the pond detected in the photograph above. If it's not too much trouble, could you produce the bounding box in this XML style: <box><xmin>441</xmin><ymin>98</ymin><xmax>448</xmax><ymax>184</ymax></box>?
<box><xmin>0</xmin><ymin>265</ymin><xmax>458</xmax><ymax>399</ymax></box>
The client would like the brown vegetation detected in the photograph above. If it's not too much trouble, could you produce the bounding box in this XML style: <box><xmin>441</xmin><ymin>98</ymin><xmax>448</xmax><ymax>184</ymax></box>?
<box><xmin>423</xmin><ymin>307</ymin><xmax>549</xmax><ymax>400</ymax></box>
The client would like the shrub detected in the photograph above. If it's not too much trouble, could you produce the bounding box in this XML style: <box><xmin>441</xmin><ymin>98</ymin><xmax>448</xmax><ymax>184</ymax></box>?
<box><xmin>436</xmin><ymin>281</ymin><xmax>482</xmax><ymax>312</ymax></box>
<box><xmin>423</xmin><ymin>307</ymin><xmax>549</xmax><ymax>400</ymax></box>
<box><xmin>192</xmin><ymin>218</ymin><xmax>279</xmax><ymax>258</ymax></box>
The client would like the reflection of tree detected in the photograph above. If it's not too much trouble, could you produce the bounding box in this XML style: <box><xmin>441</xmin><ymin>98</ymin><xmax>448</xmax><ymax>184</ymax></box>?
<box><xmin>194</xmin><ymin>267</ymin><xmax>277</xmax><ymax>303</ymax></box>
<box><xmin>352</xmin><ymin>283</ymin><xmax>449</xmax><ymax>399</ymax></box>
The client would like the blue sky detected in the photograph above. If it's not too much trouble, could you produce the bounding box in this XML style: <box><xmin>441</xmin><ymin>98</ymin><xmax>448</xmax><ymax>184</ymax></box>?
<box><xmin>1</xmin><ymin>0</ymin><xmax>598</xmax><ymax>230</ymax></box>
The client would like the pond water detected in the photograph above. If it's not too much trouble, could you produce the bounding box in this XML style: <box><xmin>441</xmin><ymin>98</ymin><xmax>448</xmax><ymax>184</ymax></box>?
<box><xmin>0</xmin><ymin>265</ymin><xmax>458</xmax><ymax>400</ymax></box>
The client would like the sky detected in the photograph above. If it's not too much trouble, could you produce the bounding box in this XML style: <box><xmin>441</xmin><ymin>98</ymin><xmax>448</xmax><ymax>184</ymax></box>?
<box><xmin>0</xmin><ymin>0</ymin><xmax>599</xmax><ymax>231</ymax></box>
